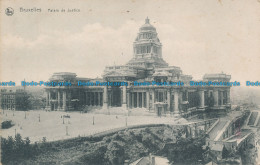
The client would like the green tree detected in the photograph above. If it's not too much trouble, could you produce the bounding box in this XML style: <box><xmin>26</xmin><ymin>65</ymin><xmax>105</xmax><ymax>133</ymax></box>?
<box><xmin>167</xmin><ymin>136</ymin><xmax>205</xmax><ymax>164</ymax></box>
<box><xmin>81</xmin><ymin>145</ymin><xmax>107</xmax><ymax>164</ymax></box>
<box><xmin>105</xmin><ymin>141</ymin><xmax>125</xmax><ymax>165</ymax></box>
<box><xmin>24</xmin><ymin>137</ymin><xmax>31</xmax><ymax>157</ymax></box>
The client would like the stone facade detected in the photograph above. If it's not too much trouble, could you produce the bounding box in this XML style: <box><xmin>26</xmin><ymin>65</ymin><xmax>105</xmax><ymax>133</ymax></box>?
<box><xmin>0</xmin><ymin>88</ymin><xmax>29</xmax><ymax>111</ymax></box>
<box><xmin>45</xmin><ymin>18</ymin><xmax>231</xmax><ymax>116</ymax></box>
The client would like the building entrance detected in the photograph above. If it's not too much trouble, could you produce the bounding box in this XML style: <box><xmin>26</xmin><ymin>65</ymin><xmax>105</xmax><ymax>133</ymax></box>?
<box><xmin>111</xmin><ymin>86</ymin><xmax>121</xmax><ymax>107</ymax></box>
<box><xmin>51</xmin><ymin>103</ymin><xmax>55</xmax><ymax>111</ymax></box>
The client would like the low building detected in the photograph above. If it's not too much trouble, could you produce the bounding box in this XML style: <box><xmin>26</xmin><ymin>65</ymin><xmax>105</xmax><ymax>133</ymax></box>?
<box><xmin>0</xmin><ymin>88</ymin><xmax>29</xmax><ymax>111</ymax></box>
<box><xmin>128</xmin><ymin>154</ymin><xmax>169</xmax><ymax>165</ymax></box>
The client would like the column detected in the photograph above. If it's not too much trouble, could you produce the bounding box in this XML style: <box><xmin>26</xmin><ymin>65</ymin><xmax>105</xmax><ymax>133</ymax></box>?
<box><xmin>167</xmin><ymin>89</ymin><xmax>171</xmax><ymax>111</ymax></box>
<box><xmin>46</xmin><ymin>90</ymin><xmax>50</xmax><ymax>110</ymax></box>
<box><xmin>62</xmin><ymin>91</ymin><xmax>66</xmax><ymax>111</ymax></box>
<box><xmin>199</xmin><ymin>90</ymin><xmax>205</xmax><ymax>108</ymax></box>
<box><xmin>46</xmin><ymin>91</ymin><xmax>49</xmax><ymax>107</ymax></box>
<box><xmin>226</xmin><ymin>89</ymin><xmax>231</xmax><ymax>105</ymax></box>
<box><xmin>85</xmin><ymin>92</ymin><xmax>88</xmax><ymax>106</ymax></box>
<box><xmin>98</xmin><ymin>92</ymin><xmax>101</xmax><ymax>106</ymax></box>
<box><xmin>57</xmin><ymin>91</ymin><xmax>60</xmax><ymax>110</ymax></box>
<box><xmin>179</xmin><ymin>92</ymin><xmax>183</xmax><ymax>104</ymax></box>
<box><xmin>100</xmin><ymin>92</ymin><xmax>103</xmax><ymax>106</ymax></box>
<box><xmin>132</xmin><ymin>92</ymin><xmax>134</xmax><ymax>108</ymax></box>
<box><xmin>103</xmin><ymin>86</ymin><xmax>108</xmax><ymax>109</ymax></box>
<box><xmin>92</xmin><ymin>93</ymin><xmax>94</xmax><ymax>105</ymax></box>
<box><xmin>142</xmin><ymin>92</ymin><xmax>145</xmax><ymax>108</ymax></box>
<box><xmin>179</xmin><ymin>92</ymin><xmax>183</xmax><ymax>113</ymax></box>
<box><xmin>127</xmin><ymin>92</ymin><xmax>130</xmax><ymax>109</ymax></box>
<box><xmin>220</xmin><ymin>91</ymin><xmax>223</xmax><ymax>106</ymax></box>
<box><xmin>92</xmin><ymin>92</ymin><xmax>94</xmax><ymax>106</ymax></box>
<box><xmin>90</xmin><ymin>92</ymin><xmax>92</xmax><ymax>106</ymax></box>
<box><xmin>48</xmin><ymin>91</ymin><xmax>51</xmax><ymax>106</ymax></box>
<box><xmin>213</xmin><ymin>89</ymin><xmax>218</xmax><ymax>106</ymax></box>
<box><xmin>109</xmin><ymin>93</ymin><xmax>112</xmax><ymax>107</ymax></box>
<box><xmin>95</xmin><ymin>92</ymin><xmax>97</xmax><ymax>106</ymax></box>
<box><xmin>88</xmin><ymin>92</ymin><xmax>91</xmax><ymax>105</ymax></box>
<box><xmin>67</xmin><ymin>91</ymin><xmax>72</xmax><ymax>110</ymax></box>
<box><xmin>151</xmin><ymin>90</ymin><xmax>155</xmax><ymax>110</ymax></box>
<box><xmin>174</xmin><ymin>91</ymin><xmax>180</xmax><ymax>116</ymax></box>
<box><xmin>137</xmin><ymin>92</ymin><xmax>139</xmax><ymax>108</ymax></box>
<box><xmin>146</xmin><ymin>91</ymin><xmax>150</xmax><ymax>110</ymax></box>
<box><xmin>122</xmin><ymin>86</ymin><xmax>127</xmax><ymax>109</ymax></box>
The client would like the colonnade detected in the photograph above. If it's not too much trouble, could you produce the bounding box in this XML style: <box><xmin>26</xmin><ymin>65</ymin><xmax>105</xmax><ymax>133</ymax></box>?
<box><xmin>46</xmin><ymin>90</ymin><xmax>104</xmax><ymax>111</ymax></box>
<box><xmin>212</xmin><ymin>89</ymin><xmax>230</xmax><ymax>107</ymax></box>
<box><xmin>128</xmin><ymin>90</ymin><xmax>180</xmax><ymax>115</ymax></box>
<box><xmin>85</xmin><ymin>92</ymin><xmax>103</xmax><ymax>106</ymax></box>
<box><xmin>46</xmin><ymin>87</ymin><xmax>231</xmax><ymax>112</ymax></box>
<box><xmin>102</xmin><ymin>87</ymin><xmax>181</xmax><ymax>114</ymax></box>
<box><xmin>179</xmin><ymin>88</ymin><xmax>231</xmax><ymax>111</ymax></box>
<box><xmin>46</xmin><ymin>90</ymin><xmax>67</xmax><ymax>111</ymax></box>
<box><xmin>130</xmin><ymin>92</ymin><xmax>147</xmax><ymax>108</ymax></box>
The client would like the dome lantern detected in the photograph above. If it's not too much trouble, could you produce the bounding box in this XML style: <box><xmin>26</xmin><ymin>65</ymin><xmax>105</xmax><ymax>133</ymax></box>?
<box><xmin>145</xmin><ymin>17</ymin><xmax>150</xmax><ymax>24</ymax></box>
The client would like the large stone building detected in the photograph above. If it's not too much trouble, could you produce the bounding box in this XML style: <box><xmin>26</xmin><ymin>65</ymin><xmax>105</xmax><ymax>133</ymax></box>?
<box><xmin>45</xmin><ymin>18</ymin><xmax>231</xmax><ymax>116</ymax></box>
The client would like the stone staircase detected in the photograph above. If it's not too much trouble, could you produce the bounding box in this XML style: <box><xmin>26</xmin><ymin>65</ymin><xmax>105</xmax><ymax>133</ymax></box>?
<box><xmin>245</xmin><ymin>110</ymin><xmax>260</xmax><ymax>127</ymax></box>
<box><xmin>208</xmin><ymin>119</ymin><xmax>228</xmax><ymax>140</ymax></box>
<box><xmin>247</xmin><ymin>111</ymin><xmax>258</xmax><ymax>126</ymax></box>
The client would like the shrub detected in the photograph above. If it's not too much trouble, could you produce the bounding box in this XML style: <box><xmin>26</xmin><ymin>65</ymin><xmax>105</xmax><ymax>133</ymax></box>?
<box><xmin>1</xmin><ymin>134</ymin><xmax>43</xmax><ymax>163</ymax></box>
<box><xmin>105</xmin><ymin>141</ymin><xmax>125</xmax><ymax>165</ymax></box>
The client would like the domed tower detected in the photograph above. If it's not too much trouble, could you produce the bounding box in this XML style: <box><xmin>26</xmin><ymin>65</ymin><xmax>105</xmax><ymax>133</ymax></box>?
<box><xmin>127</xmin><ymin>17</ymin><xmax>168</xmax><ymax>70</ymax></box>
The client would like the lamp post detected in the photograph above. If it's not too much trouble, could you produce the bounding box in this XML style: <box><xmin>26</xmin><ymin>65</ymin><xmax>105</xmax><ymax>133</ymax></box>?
<box><xmin>66</xmin><ymin>126</ymin><xmax>68</xmax><ymax>136</ymax></box>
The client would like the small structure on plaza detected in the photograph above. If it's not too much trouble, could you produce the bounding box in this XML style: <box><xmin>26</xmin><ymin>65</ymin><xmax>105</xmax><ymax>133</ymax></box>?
<box><xmin>45</xmin><ymin>18</ymin><xmax>232</xmax><ymax>117</ymax></box>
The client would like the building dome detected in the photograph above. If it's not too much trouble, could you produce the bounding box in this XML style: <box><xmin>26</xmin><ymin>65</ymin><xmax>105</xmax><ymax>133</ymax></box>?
<box><xmin>139</xmin><ymin>17</ymin><xmax>156</xmax><ymax>32</ymax></box>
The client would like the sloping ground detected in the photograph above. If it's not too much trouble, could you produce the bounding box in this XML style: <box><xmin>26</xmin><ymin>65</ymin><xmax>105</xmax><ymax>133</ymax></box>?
<box><xmin>208</xmin><ymin>120</ymin><xmax>228</xmax><ymax>140</ymax></box>
<box><xmin>256</xmin><ymin>117</ymin><xmax>260</xmax><ymax>127</ymax></box>
<box><xmin>2</xmin><ymin>126</ymin><xmax>205</xmax><ymax>165</ymax></box>
<box><xmin>247</xmin><ymin>112</ymin><xmax>258</xmax><ymax>125</ymax></box>
<box><xmin>2</xmin><ymin>126</ymin><xmax>168</xmax><ymax>165</ymax></box>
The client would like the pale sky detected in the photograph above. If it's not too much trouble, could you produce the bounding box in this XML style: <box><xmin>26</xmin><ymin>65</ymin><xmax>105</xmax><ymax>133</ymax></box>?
<box><xmin>1</xmin><ymin>0</ymin><xmax>260</xmax><ymax>86</ymax></box>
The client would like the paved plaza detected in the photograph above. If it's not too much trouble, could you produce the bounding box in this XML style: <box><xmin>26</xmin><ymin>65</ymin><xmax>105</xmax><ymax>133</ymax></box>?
<box><xmin>1</xmin><ymin>110</ymin><xmax>186</xmax><ymax>142</ymax></box>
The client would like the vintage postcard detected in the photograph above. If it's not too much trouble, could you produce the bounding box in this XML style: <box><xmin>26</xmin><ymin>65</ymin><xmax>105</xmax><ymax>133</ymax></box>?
<box><xmin>0</xmin><ymin>0</ymin><xmax>260</xmax><ymax>164</ymax></box>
